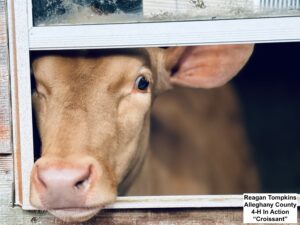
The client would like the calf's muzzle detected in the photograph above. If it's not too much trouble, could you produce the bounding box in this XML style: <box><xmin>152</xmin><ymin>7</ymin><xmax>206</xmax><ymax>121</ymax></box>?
<box><xmin>31</xmin><ymin>158</ymin><xmax>96</xmax><ymax>209</ymax></box>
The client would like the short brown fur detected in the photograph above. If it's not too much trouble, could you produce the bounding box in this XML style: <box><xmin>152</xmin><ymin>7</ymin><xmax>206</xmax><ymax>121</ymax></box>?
<box><xmin>30</xmin><ymin>46</ymin><xmax>258</xmax><ymax>222</ymax></box>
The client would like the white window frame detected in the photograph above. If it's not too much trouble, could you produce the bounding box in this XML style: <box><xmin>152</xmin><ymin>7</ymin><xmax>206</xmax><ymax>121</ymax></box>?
<box><xmin>7</xmin><ymin>0</ymin><xmax>300</xmax><ymax>210</ymax></box>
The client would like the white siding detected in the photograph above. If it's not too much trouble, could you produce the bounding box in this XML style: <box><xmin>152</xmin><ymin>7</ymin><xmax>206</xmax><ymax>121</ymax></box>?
<box><xmin>144</xmin><ymin>0</ymin><xmax>256</xmax><ymax>17</ymax></box>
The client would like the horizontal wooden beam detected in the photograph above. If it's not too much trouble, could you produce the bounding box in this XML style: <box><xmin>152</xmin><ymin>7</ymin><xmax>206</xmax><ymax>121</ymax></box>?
<box><xmin>1</xmin><ymin>206</ymin><xmax>300</xmax><ymax>225</ymax></box>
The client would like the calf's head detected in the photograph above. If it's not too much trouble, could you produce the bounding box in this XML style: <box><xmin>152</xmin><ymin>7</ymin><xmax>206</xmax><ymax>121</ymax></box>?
<box><xmin>30</xmin><ymin>45</ymin><xmax>253</xmax><ymax>222</ymax></box>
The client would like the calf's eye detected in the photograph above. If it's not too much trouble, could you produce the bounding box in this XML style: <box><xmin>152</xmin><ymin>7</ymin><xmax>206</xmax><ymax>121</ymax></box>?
<box><xmin>135</xmin><ymin>75</ymin><xmax>150</xmax><ymax>91</ymax></box>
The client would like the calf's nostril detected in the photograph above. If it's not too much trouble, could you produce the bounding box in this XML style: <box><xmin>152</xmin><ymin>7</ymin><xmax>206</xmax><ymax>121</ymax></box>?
<box><xmin>74</xmin><ymin>178</ymin><xmax>89</xmax><ymax>190</ymax></box>
<box><xmin>73</xmin><ymin>165</ymin><xmax>93</xmax><ymax>191</ymax></box>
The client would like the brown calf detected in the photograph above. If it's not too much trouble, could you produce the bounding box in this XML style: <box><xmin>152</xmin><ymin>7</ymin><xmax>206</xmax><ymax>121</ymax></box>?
<box><xmin>30</xmin><ymin>45</ymin><xmax>258</xmax><ymax>222</ymax></box>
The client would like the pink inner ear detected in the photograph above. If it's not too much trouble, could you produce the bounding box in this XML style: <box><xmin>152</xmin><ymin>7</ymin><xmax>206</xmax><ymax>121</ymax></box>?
<box><xmin>175</xmin><ymin>47</ymin><xmax>194</xmax><ymax>67</ymax></box>
<box><xmin>169</xmin><ymin>45</ymin><xmax>254</xmax><ymax>89</ymax></box>
<box><xmin>175</xmin><ymin>46</ymin><xmax>220</xmax><ymax>74</ymax></box>
<box><xmin>164</xmin><ymin>47</ymin><xmax>187</xmax><ymax>72</ymax></box>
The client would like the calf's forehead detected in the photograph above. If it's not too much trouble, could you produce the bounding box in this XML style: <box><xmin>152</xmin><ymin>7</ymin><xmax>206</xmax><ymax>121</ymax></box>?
<box><xmin>32</xmin><ymin>50</ymin><xmax>153</xmax><ymax>83</ymax></box>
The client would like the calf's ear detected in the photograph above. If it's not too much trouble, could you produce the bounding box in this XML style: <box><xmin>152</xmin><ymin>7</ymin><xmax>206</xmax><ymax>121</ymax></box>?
<box><xmin>162</xmin><ymin>44</ymin><xmax>254</xmax><ymax>89</ymax></box>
